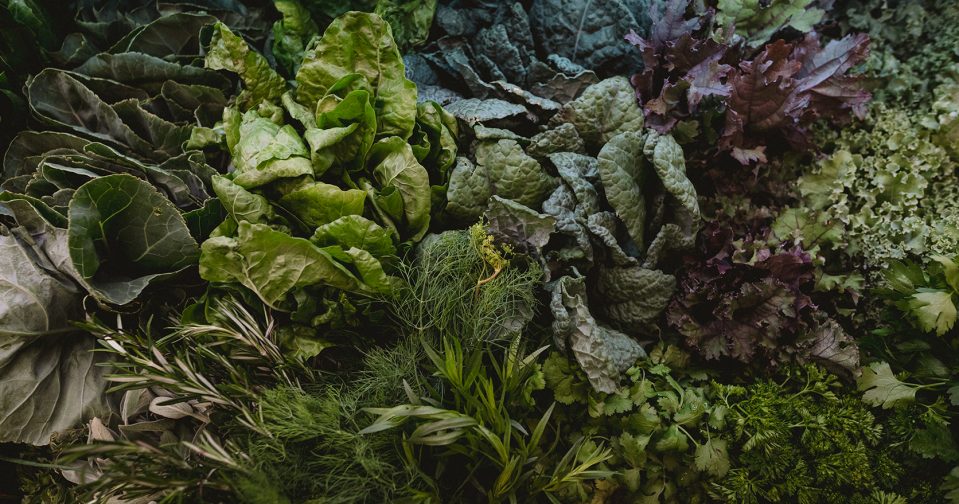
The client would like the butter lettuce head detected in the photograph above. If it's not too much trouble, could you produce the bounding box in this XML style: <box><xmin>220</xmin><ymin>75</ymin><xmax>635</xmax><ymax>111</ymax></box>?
<box><xmin>197</xmin><ymin>14</ymin><xmax>456</xmax><ymax>314</ymax></box>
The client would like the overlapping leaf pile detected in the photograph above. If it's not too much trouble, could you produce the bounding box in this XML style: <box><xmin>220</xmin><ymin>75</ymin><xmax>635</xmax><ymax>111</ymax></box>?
<box><xmin>3</xmin><ymin>1</ymin><xmax>959</xmax><ymax>503</ymax></box>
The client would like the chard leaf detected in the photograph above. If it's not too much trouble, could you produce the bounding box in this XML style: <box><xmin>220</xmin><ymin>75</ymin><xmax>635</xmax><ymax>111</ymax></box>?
<box><xmin>278</xmin><ymin>182</ymin><xmax>367</xmax><ymax>228</ymax></box>
<box><xmin>199</xmin><ymin>221</ymin><xmax>365</xmax><ymax>308</ymax></box>
<box><xmin>371</xmin><ymin>138</ymin><xmax>431</xmax><ymax>241</ymax></box>
<box><xmin>311</xmin><ymin>215</ymin><xmax>396</xmax><ymax>258</ymax></box>
<box><xmin>230</xmin><ymin>112</ymin><xmax>313</xmax><ymax>189</ymax></box>
<box><xmin>205</xmin><ymin>22</ymin><xmax>286</xmax><ymax>106</ymax></box>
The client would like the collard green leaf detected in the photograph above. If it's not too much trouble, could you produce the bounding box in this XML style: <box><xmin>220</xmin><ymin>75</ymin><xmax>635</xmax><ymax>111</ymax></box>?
<box><xmin>199</xmin><ymin>221</ymin><xmax>366</xmax><ymax>308</ymax></box>
<box><xmin>296</xmin><ymin>12</ymin><xmax>417</xmax><ymax>139</ymax></box>
<box><xmin>67</xmin><ymin>174</ymin><xmax>199</xmax><ymax>305</ymax></box>
<box><xmin>27</xmin><ymin>69</ymin><xmax>153</xmax><ymax>156</ymax></box>
<box><xmin>0</xmin><ymin>226</ymin><xmax>112</xmax><ymax>445</ymax></box>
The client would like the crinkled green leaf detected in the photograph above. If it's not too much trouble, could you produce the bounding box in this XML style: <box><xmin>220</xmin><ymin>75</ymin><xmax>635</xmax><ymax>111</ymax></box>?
<box><xmin>595</xmin><ymin>265</ymin><xmax>675</xmax><ymax>331</ymax></box>
<box><xmin>272</xmin><ymin>0</ymin><xmax>319</xmax><ymax>76</ymax></box>
<box><xmin>310</xmin><ymin>215</ymin><xmax>395</xmax><ymax>258</ymax></box>
<box><xmin>597</xmin><ymin>130</ymin><xmax>648</xmax><ymax>249</ymax></box>
<box><xmin>552</xmin><ymin>76</ymin><xmax>644</xmax><ymax>150</ymax></box>
<box><xmin>278</xmin><ymin>181</ymin><xmax>366</xmax><ymax>228</ymax></box>
<box><xmin>199</xmin><ymin>221</ymin><xmax>366</xmax><ymax>308</ymax></box>
<box><xmin>295</xmin><ymin>12</ymin><xmax>417</xmax><ymax>139</ymax></box>
<box><xmin>550</xmin><ymin>275</ymin><xmax>645</xmax><ymax>394</ymax></box>
<box><xmin>371</xmin><ymin>137</ymin><xmax>431</xmax><ymax>241</ymax></box>
<box><xmin>205</xmin><ymin>21</ymin><xmax>286</xmax><ymax>106</ymax></box>
<box><xmin>230</xmin><ymin>111</ymin><xmax>313</xmax><ymax>189</ymax></box>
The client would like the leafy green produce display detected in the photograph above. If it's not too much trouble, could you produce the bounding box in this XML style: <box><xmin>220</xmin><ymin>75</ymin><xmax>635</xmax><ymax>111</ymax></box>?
<box><xmin>3</xmin><ymin>1</ymin><xmax>959</xmax><ymax>503</ymax></box>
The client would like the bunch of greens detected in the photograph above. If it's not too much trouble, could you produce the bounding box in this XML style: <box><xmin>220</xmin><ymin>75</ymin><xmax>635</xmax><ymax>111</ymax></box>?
<box><xmin>838</xmin><ymin>0</ymin><xmax>959</xmax><ymax>105</ymax></box>
<box><xmin>195</xmin><ymin>14</ymin><xmax>457</xmax><ymax>341</ymax></box>
<box><xmin>667</xmin><ymin>209</ymin><xmax>859</xmax><ymax>374</ymax></box>
<box><xmin>406</xmin><ymin>0</ymin><xmax>656</xmax><ymax>123</ymax></box>
<box><xmin>627</xmin><ymin>0</ymin><xmax>870</xmax><ymax>165</ymax></box>
<box><xmin>0</xmin><ymin>11</ymin><xmax>234</xmax><ymax>446</ymax></box>
<box><xmin>798</xmin><ymin>106</ymin><xmax>959</xmax><ymax>274</ymax></box>
<box><xmin>443</xmin><ymin>74</ymin><xmax>701</xmax><ymax>393</ymax></box>
<box><xmin>544</xmin><ymin>347</ymin><xmax>934</xmax><ymax>503</ymax></box>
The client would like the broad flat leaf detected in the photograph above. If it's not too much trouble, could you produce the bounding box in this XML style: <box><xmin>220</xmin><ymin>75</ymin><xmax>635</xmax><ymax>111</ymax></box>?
<box><xmin>0</xmin><ymin>226</ymin><xmax>112</xmax><ymax>445</ymax></box>
<box><xmin>67</xmin><ymin>174</ymin><xmax>199</xmax><ymax>305</ymax></box>
<box><xmin>296</xmin><ymin>12</ymin><xmax>417</xmax><ymax>139</ymax></box>
<box><xmin>199</xmin><ymin>221</ymin><xmax>364</xmax><ymax>308</ymax></box>
<box><xmin>27</xmin><ymin>69</ymin><xmax>153</xmax><ymax>155</ymax></box>
<box><xmin>858</xmin><ymin>361</ymin><xmax>918</xmax><ymax>409</ymax></box>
